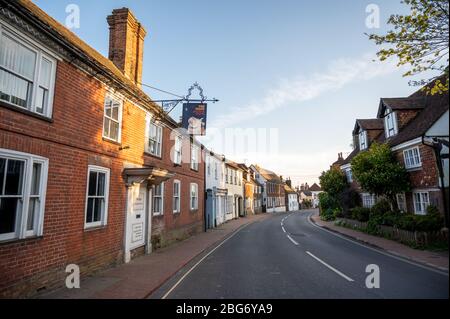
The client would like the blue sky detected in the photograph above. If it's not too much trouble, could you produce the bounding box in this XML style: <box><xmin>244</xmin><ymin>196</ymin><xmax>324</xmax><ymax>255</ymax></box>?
<box><xmin>35</xmin><ymin>0</ymin><xmax>419</xmax><ymax>187</ymax></box>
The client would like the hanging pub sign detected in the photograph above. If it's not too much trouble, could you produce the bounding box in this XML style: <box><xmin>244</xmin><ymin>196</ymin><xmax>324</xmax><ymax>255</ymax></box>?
<box><xmin>182</xmin><ymin>103</ymin><xmax>207</xmax><ymax>135</ymax></box>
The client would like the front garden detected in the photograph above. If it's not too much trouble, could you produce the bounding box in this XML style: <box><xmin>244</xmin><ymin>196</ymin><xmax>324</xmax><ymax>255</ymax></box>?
<box><xmin>318</xmin><ymin>143</ymin><xmax>448</xmax><ymax>250</ymax></box>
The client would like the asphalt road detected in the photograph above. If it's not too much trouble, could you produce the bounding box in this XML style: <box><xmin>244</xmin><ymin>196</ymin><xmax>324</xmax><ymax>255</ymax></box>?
<box><xmin>150</xmin><ymin>210</ymin><xmax>449</xmax><ymax>299</ymax></box>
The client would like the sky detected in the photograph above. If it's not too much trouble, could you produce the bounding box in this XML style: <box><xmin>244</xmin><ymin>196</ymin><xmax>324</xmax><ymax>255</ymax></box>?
<box><xmin>34</xmin><ymin>0</ymin><xmax>421</xmax><ymax>187</ymax></box>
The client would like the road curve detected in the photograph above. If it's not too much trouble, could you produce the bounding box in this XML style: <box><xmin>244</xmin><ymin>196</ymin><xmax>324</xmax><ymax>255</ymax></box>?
<box><xmin>150</xmin><ymin>210</ymin><xmax>449</xmax><ymax>299</ymax></box>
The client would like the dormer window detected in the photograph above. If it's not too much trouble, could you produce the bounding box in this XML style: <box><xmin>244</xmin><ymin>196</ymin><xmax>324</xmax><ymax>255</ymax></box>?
<box><xmin>359</xmin><ymin>130</ymin><xmax>368</xmax><ymax>150</ymax></box>
<box><xmin>384</xmin><ymin>109</ymin><xmax>398</xmax><ymax>138</ymax></box>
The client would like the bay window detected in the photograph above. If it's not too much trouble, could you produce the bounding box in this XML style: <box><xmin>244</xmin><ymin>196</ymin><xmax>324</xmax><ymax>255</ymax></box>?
<box><xmin>0</xmin><ymin>26</ymin><xmax>56</xmax><ymax>118</ymax></box>
<box><xmin>0</xmin><ymin>149</ymin><xmax>48</xmax><ymax>241</ymax></box>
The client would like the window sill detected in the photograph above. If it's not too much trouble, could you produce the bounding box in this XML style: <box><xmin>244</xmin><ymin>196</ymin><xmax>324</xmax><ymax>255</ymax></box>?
<box><xmin>190</xmin><ymin>168</ymin><xmax>199</xmax><ymax>172</ymax></box>
<box><xmin>0</xmin><ymin>100</ymin><xmax>53</xmax><ymax>123</ymax></box>
<box><xmin>173</xmin><ymin>163</ymin><xmax>182</xmax><ymax>167</ymax></box>
<box><xmin>406</xmin><ymin>166</ymin><xmax>422</xmax><ymax>172</ymax></box>
<box><xmin>153</xmin><ymin>213</ymin><xmax>164</xmax><ymax>218</ymax></box>
<box><xmin>144</xmin><ymin>152</ymin><xmax>163</xmax><ymax>160</ymax></box>
<box><xmin>190</xmin><ymin>209</ymin><xmax>199</xmax><ymax>213</ymax></box>
<box><xmin>84</xmin><ymin>225</ymin><xmax>108</xmax><ymax>232</ymax></box>
<box><xmin>102</xmin><ymin>137</ymin><xmax>122</xmax><ymax>146</ymax></box>
<box><xmin>0</xmin><ymin>235</ymin><xmax>43</xmax><ymax>246</ymax></box>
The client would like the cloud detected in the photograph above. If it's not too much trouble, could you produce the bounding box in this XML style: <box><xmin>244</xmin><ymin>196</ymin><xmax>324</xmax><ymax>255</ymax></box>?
<box><xmin>210</xmin><ymin>52</ymin><xmax>400</xmax><ymax>128</ymax></box>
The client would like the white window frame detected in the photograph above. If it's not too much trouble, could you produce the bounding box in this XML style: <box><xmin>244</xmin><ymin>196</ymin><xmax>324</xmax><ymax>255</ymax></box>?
<box><xmin>102</xmin><ymin>94</ymin><xmax>123</xmax><ymax>143</ymax></box>
<box><xmin>173</xmin><ymin>180</ymin><xmax>181</xmax><ymax>214</ymax></box>
<box><xmin>190</xmin><ymin>183</ymin><xmax>198</xmax><ymax>210</ymax></box>
<box><xmin>0</xmin><ymin>148</ymin><xmax>48</xmax><ymax>241</ymax></box>
<box><xmin>152</xmin><ymin>182</ymin><xmax>164</xmax><ymax>216</ymax></box>
<box><xmin>191</xmin><ymin>144</ymin><xmax>199</xmax><ymax>171</ymax></box>
<box><xmin>359</xmin><ymin>130</ymin><xmax>368</xmax><ymax>150</ymax></box>
<box><xmin>345</xmin><ymin>168</ymin><xmax>353</xmax><ymax>183</ymax></box>
<box><xmin>384</xmin><ymin>109</ymin><xmax>398</xmax><ymax>138</ymax></box>
<box><xmin>0</xmin><ymin>23</ymin><xmax>57</xmax><ymax>118</ymax></box>
<box><xmin>403</xmin><ymin>146</ymin><xmax>422</xmax><ymax>169</ymax></box>
<box><xmin>84</xmin><ymin>165</ymin><xmax>110</xmax><ymax>229</ymax></box>
<box><xmin>214</xmin><ymin>162</ymin><xmax>218</xmax><ymax>180</ymax></box>
<box><xmin>413</xmin><ymin>191</ymin><xmax>430</xmax><ymax>215</ymax></box>
<box><xmin>174</xmin><ymin>134</ymin><xmax>182</xmax><ymax>165</ymax></box>
<box><xmin>362</xmin><ymin>193</ymin><xmax>376</xmax><ymax>208</ymax></box>
<box><xmin>396</xmin><ymin>193</ymin><xmax>407</xmax><ymax>212</ymax></box>
<box><xmin>145</xmin><ymin>114</ymin><xmax>163</xmax><ymax>157</ymax></box>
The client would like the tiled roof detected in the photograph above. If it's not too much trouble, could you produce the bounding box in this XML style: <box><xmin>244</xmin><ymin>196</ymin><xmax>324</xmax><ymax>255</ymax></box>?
<box><xmin>387</xmin><ymin>94</ymin><xmax>449</xmax><ymax>147</ymax></box>
<box><xmin>10</xmin><ymin>0</ymin><xmax>171</xmax><ymax>123</ymax></box>
<box><xmin>284</xmin><ymin>184</ymin><xmax>296</xmax><ymax>193</ymax></box>
<box><xmin>354</xmin><ymin>119</ymin><xmax>384</xmax><ymax>132</ymax></box>
<box><xmin>341</xmin><ymin>148</ymin><xmax>359</xmax><ymax>165</ymax></box>
<box><xmin>253</xmin><ymin>165</ymin><xmax>283</xmax><ymax>184</ymax></box>
<box><xmin>377</xmin><ymin>97</ymin><xmax>426</xmax><ymax>118</ymax></box>
<box><xmin>309</xmin><ymin>183</ymin><xmax>322</xmax><ymax>191</ymax></box>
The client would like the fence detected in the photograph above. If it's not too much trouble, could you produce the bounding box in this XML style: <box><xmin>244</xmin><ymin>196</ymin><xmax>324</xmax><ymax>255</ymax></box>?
<box><xmin>337</xmin><ymin>218</ymin><xmax>448</xmax><ymax>247</ymax></box>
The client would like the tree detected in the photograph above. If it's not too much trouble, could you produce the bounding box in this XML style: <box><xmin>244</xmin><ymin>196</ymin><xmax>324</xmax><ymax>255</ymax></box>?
<box><xmin>351</xmin><ymin>143</ymin><xmax>410</xmax><ymax>207</ymax></box>
<box><xmin>319</xmin><ymin>168</ymin><xmax>348</xmax><ymax>196</ymax></box>
<box><xmin>368</xmin><ymin>0</ymin><xmax>449</xmax><ymax>95</ymax></box>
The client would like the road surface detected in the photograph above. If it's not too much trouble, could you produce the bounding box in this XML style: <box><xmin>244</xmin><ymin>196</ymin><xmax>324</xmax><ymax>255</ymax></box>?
<box><xmin>150</xmin><ymin>210</ymin><xmax>448</xmax><ymax>299</ymax></box>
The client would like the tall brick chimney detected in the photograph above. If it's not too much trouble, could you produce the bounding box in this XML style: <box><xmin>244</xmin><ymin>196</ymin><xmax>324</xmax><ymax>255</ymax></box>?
<box><xmin>107</xmin><ymin>8</ymin><xmax>147</xmax><ymax>87</ymax></box>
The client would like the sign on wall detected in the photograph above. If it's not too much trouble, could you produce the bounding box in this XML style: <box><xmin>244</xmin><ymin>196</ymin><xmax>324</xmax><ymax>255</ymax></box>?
<box><xmin>182</xmin><ymin>103</ymin><xmax>207</xmax><ymax>135</ymax></box>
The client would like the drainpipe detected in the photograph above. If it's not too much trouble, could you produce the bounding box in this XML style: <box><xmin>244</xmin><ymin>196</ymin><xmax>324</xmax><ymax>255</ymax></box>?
<box><xmin>423</xmin><ymin>136</ymin><xmax>449</xmax><ymax>228</ymax></box>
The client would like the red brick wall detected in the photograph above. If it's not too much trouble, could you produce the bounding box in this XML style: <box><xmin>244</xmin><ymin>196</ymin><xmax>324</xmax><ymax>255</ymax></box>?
<box><xmin>394</xmin><ymin>144</ymin><xmax>439</xmax><ymax>188</ymax></box>
<box><xmin>0</xmin><ymin>56</ymin><xmax>204</xmax><ymax>296</ymax></box>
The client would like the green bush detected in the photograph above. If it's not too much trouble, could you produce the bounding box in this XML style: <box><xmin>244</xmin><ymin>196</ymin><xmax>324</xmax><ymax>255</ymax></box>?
<box><xmin>318</xmin><ymin>192</ymin><xmax>339</xmax><ymax>211</ymax></box>
<box><xmin>320</xmin><ymin>208</ymin><xmax>336</xmax><ymax>221</ymax></box>
<box><xmin>350</xmin><ymin>207</ymin><xmax>371</xmax><ymax>222</ymax></box>
<box><xmin>370</xmin><ymin>199</ymin><xmax>392</xmax><ymax>217</ymax></box>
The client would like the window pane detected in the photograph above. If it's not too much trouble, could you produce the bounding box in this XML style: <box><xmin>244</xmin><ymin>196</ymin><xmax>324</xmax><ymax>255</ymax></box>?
<box><xmin>86</xmin><ymin>198</ymin><xmax>94</xmax><ymax>223</ymax></box>
<box><xmin>0</xmin><ymin>198</ymin><xmax>18</xmax><ymax>234</ymax></box>
<box><xmin>112</xmin><ymin>103</ymin><xmax>119</xmax><ymax>121</ymax></box>
<box><xmin>110</xmin><ymin>122</ymin><xmax>119</xmax><ymax>141</ymax></box>
<box><xmin>39</xmin><ymin>58</ymin><xmax>52</xmax><ymax>89</ymax></box>
<box><xmin>103</xmin><ymin>118</ymin><xmax>111</xmax><ymax>137</ymax></box>
<box><xmin>97</xmin><ymin>172</ymin><xmax>105</xmax><ymax>196</ymax></box>
<box><xmin>30</xmin><ymin>163</ymin><xmax>42</xmax><ymax>195</ymax></box>
<box><xmin>88</xmin><ymin>171</ymin><xmax>97</xmax><ymax>196</ymax></box>
<box><xmin>105</xmin><ymin>99</ymin><xmax>112</xmax><ymax>117</ymax></box>
<box><xmin>35</xmin><ymin>87</ymin><xmax>48</xmax><ymax>115</ymax></box>
<box><xmin>0</xmin><ymin>158</ymin><xmax>5</xmax><ymax>194</ymax></box>
<box><xmin>93</xmin><ymin>198</ymin><xmax>103</xmax><ymax>222</ymax></box>
<box><xmin>27</xmin><ymin>197</ymin><xmax>39</xmax><ymax>231</ymax></box>
<box><xmin>0</xmin><ymin>69</ymin><xmax>33</xmax><ymax>108</ymax></box>
<box><xmin>5</xmin><ymin>159</ymin><xmax>24</xmax><ymax>195</ymax></box>
<box><xmin>0</xmin><ymin>35</ymin><xmax>36</xmax><ymax>79</ymax></box>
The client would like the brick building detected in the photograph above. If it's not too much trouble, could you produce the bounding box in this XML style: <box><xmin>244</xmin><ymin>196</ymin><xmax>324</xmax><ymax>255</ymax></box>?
<box><xmin>0</xmin><ymin>1</ymin><xmax>205</xmax><ymax>297</ymax></box>
<box><xmin>251</xmin><ymin>165</ymin><xmax>286</xmax><ymax>213</ymax></box>
<box><xmin>334</xmin><ymin>80</ymin><xmax>449</xmax><ymax>219</ymax></box>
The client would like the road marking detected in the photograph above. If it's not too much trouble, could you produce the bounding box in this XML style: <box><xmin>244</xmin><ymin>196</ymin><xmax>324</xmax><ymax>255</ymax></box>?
<box><xmin>282</xmin><ymin>226</ymin><xmax>286</xmax><ymax>233</ymax></box>
<box><xmin>286</xmin><ymin>234</ymin><xmax>299</xmax><ymax>246</ymax></box>
<box><xmin>307</xmin><ymin>213</ymin><xmax>449</xmax><ymax>277</ymax></box>
<box><xmin>306</xmin><ymin>251</ymin><xmax>354</xmax><ymax>282</ymax></box>
<box><xmin>161</xmin><ymin>222</ymin><xmax>252</xmax><ymax>299</ymax></box>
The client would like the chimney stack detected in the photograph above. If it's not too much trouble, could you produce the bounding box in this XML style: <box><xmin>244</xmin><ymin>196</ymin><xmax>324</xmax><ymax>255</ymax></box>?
<box><xmin>107</xmin><ymin>8</ymin><xmax>147</xmax><ymax>87</ymax></box>
<box><xmin>286</xmin><ymin>178</ymin><xmax>292</xmax><ymax>188</ymax></box>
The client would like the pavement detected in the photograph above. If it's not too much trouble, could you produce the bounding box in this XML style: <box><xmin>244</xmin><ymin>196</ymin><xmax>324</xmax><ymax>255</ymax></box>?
<box><xmin>150</xmin><ymin>209</ymin><xmax>449</xmax><ymax>299</ymax></box>
<box><xmin>311</xmin><ymin>212</ymin><xmax>449</xmax><ymax>271</ymax></box>
<box><xmin>39</xmin><ymin>213</ymin><xmax>269</xmax><ymax>299</ymax></box>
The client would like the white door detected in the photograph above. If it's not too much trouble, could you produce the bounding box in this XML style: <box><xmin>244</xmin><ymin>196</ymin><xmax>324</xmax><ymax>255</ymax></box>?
<box><xmin>125</xmin><ymin>184</ymin><xmax>147</xmax><ymax>261</ymax></box>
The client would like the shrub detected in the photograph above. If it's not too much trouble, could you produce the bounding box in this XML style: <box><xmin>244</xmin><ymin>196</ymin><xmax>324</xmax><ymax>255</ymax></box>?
<box><xmin>320</xmin><ymin>208</ymin><xmax>336</xmax><ymax>221</ymax></box>
<box><xmin>318</xmin><ymin>192</ymin><xmax>339</xmax><ymax>211</ymax></box>
<box><xmin>370</xmin><ymin>199</ymin><xmax>392</xmax><ymax>217</ymax></box>
<box><xmin>350</xmin><ymin>207</ymin><xmax>371</xmax><ymax>222</ymax></box>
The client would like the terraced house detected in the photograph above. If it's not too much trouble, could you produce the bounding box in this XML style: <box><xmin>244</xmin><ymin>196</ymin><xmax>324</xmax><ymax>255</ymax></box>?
<box><xmin>336</xmin><ymin>81</ymin><xmax>449</xmax><ymax>220</ymax></box>
<box><xmin>0</xmin><ymin>0</ymin><xmax>205</xmax><ymax>297</ymax></box>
